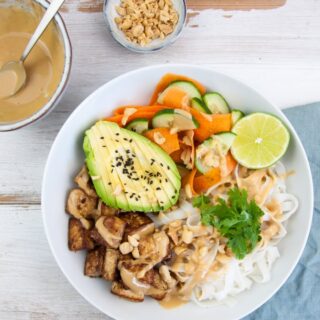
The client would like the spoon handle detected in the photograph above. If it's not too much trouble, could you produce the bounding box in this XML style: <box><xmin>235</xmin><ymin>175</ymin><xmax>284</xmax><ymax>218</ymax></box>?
<box><xmin>21</xmin><ymin>0</ymin><xmax>65</xmax><ymax>61</ymax></box>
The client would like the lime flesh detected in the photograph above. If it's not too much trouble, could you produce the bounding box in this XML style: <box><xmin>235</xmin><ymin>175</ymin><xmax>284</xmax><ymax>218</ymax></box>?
<box><xmin>231</xmin><ymin>113</ymin><xmax>290</xmax><ymax>169</ymax></box>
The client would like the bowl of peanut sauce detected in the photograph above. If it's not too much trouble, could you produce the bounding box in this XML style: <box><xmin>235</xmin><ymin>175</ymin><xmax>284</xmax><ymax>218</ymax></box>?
<box><xmin>0</xmin><ymin>0</ymin><xmax>72</xmax><ymax>131</ymax></box>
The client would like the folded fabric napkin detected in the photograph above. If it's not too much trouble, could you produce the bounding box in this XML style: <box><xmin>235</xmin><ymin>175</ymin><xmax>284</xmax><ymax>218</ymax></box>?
<box><xmin>245</xmin><ymin>102</ymin><xmax>320</xmax><ymax>320</ymax></box>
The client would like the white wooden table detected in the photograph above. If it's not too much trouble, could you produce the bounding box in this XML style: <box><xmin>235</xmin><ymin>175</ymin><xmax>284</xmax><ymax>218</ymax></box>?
<box><xmin>1</xmin><ymin>1</ymin><xmax>319</xmax><ymax>318</ymax></box>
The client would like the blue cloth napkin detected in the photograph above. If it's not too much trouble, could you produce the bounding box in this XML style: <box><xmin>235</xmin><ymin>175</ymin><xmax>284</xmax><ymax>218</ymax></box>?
<box><xmin>245</xmin><ymin>103</ymin><xmax>320</xmax><ymax>320</ymax></box>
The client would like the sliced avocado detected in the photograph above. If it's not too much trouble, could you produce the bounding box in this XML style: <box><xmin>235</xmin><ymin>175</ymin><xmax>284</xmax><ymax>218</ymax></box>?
<box><xmin>101</xmin><ymin>125</ymin><xmax>153</xmax><ymax>212</ymax></box>
<box><xmin>84</xmin><ymin>130</ymin><xmax>128</xmax><ymax>209</ymax></box>
<box><xmin>84</xmin><ymin>121</ymin><xmax>181</xmax><ymax>212</ymax></box>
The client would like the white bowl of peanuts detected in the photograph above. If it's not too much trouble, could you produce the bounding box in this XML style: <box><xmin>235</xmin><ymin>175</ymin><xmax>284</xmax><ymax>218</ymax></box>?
<box><xmin>104</xmin><ymin>0</ymin><xmax>186</xmax><ymax>52</ymax></box>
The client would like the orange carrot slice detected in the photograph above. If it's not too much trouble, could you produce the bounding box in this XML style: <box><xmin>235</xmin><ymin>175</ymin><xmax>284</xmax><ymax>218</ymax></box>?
<box><xmin>224</xmin><ymin>152</ymin><xmax>237</xmax><ymax>177</ymax></box>
<box><xmin>182</xmin><ymin>167</ymin><xmax>198</xmax><ymax>196</ymax></box>
<box><xmin>194</xmin><ymin>168</ymin><xmax>221</xmax><ymax>194</ymax></box>
<box><xmin>113</xmin><ymin>105</ymin><xmax>169</xmax><ymax>116</ymax></box>
<box><xmin>149</xmin><ymin>73</ymin><xmax>207</xmax><ymax>105</ymax></box>
<box><xmin>170</xmin><ymin>149</ymin><xmax>184</xmax><ymax>164</ymax></box>
<box><xmin>144</xmin><ymin>128</ymin><xmax>180</xmax><ymax>155</ymax></box>
<box><xmin>189</xmin><ymin>110</ymin><xmax>232</xmax><ymax>141</ymax></box>
<box><xmin>158</xmin><ymin>87</ymin><xmax>189</xmax><ymax>109</ymax></box>
<box><xmin>105</xmin><ymin>111</ymin><xmax>159</xmax><ymax>126</ymax></box>
<box><xmin>104</xmin><ymin>115</ymin><xmax>123</xmax><ymax>126</ymax></box>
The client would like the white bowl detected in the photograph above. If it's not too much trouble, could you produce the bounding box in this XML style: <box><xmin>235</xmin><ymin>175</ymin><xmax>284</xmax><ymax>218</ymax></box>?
<box><xmin>42</xmin><ymin>64</ymin><xmax>313</xmax><ymax>320</ymax></box>
<box><xmin>0</xmin><ymin>0</ymin><xmax>72</xmax><ymax>131</ymax></box>
<box><xmin>103</xmin><ymin>0</ymin><xmax>186</xmax><ymax>53</ymax></box>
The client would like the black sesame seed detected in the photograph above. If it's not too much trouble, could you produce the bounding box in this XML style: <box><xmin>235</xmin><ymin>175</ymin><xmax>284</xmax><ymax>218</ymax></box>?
<box><xmin>167</xmin><ymin>165</ymin><xmax>170</xmax><ymax>170</ymax></box>
<box><xmin>156</xmin><ymin>187</ymin><xmax>161</xmax><ymax>191</ymax></box>
<box><xmin>160</xmin><ymin>163</ymin><xmax>164</xmax><ymax>167</ymax></box>
<box><xmin>116</xmin><ymin>133</ymin><xmax>119</xmax><ymax>136</ymax></box>
<box><xmin>129</xmin><ymin>139</ymin><xmax>133</xmax><ymax>143</ymax></box>
<box><xmin>124</xmin><ymin>138</ymin><xmax>128</xmax><ymax>141</ymax></box>
<box><xmin>165</xmin><ymin>178</ymin><xmax>168</xmax><ymax>182</ymax></box>
<box><xmin>100</xmin><ymin>136</ymin><xmax>104</xmax><ymax>139</ymax></box>
<box><xmin>108</xmin><ymin>182</ymin><xmax>112</xmax><ymax>185</ymax></box>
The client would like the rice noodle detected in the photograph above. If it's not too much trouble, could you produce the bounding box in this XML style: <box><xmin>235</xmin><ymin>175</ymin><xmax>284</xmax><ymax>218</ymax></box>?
<box><xmin>149</xmin><ymin>201</ymin><xmax>198</xmax><ymax>227</ymax></box>
<box><xmin>147</xmin><ymin>161</ymin><xmax>298</xmax><ymax>307</ymax></box>
<box><xmin>190</xmin><ymin>161</ymin><xmax>298</xmax><ymax>306</ymax></box>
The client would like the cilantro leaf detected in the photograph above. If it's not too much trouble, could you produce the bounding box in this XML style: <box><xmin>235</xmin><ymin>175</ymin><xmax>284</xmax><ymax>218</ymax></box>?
<box><xmin>193</xmin><ymin>188</ymin><xmax>264</xmax><ymax>259</ymax></box>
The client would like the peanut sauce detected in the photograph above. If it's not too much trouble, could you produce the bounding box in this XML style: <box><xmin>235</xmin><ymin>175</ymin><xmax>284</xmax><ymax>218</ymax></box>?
<box><xmin>0</xmin><ymin>1</ymin><xmax>65</xmax><ymax>123</ymax></box>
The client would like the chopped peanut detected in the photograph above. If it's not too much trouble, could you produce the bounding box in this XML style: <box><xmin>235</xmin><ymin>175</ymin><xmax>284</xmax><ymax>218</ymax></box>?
<box><xmin>114</xmin><ymin>0</ymin><xmax>179</xmax><ymax>46</ymax></box>
<box><xmin>119</xmin><ymin>242</ymin><xmax>133</xmax><ymax>254</ymax></box>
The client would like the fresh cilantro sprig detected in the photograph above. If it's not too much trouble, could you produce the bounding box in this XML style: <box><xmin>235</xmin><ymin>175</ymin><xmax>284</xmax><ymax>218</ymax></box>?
<box><xmin>193</xmin><ymin>188</ymin><xmax>263</xmax><ymax>259</ymax></box>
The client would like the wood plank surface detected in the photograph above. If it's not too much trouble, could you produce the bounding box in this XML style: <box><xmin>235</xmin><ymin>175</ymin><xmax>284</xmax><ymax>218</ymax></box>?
<box><xmin>0</xmin><ymin>0</ymin><xmax>319</xmax><ymax>318</ymax></box>
<box><xmin>187</xmin><ymin>0</ymin><xmax>287</xmax><ymax>10</ymax></box>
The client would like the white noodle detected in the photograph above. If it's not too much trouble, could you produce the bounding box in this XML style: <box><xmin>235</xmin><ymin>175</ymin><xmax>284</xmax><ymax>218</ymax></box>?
<box><xmin>149</xmin><ymin>201</ymin><xmax>198</xmax><ymax>227</ymax></box>
<box><xmin>191</xmin><ymin>161</ymin><xmax>298</xmax><ymax>306</ymax></box>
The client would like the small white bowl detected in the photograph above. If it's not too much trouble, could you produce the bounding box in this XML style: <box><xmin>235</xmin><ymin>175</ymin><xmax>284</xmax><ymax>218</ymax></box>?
<box><xmin>0</xmin><ymin>0</ymin><xmax>72</xmax><ymax>132</ymax></box>
<box><xmin>42</xmin><ymin>64</ymin><xmax>313</xmax><ymax>320</ymax></box>
<box><xmin>103</xmin><ymin>0</ymin><xmax>186</xmax><ymax>53</ymax></box>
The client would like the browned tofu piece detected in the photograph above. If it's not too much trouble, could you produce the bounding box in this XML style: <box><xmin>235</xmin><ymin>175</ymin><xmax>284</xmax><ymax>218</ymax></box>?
<box><xmin>103</xmin><ymin>248</ymin><xmax>119</xmax><ymax>281</ymax></box>
<box><xmin>95</xmin><ymin>216</ymin><xmax>126</xmax><ymax>249</ymax></box>
<box><xmin>119</xmin><ymin>212</ymin><xmax>155</xmax><ymax>240</ymax></box>
<box><xmin>66</xmin><ymin>188</ymin><xmax>97</xmax><ymax>219</ymax></box>
<box><xmin>68</xmin><ymin>218</ymin><xmax>94</xmax><ymax>251</ymax></box>
<box><xmin>100</xmin><ymin>202</ymin><xmax>118</xmax><ymax>216</ymax></box>
<box><xmin>74</xmin><ymin>165</ymin><xmax>97</xmax><ymax>198</ymax></box>
<box><xmin>84</xmin><ymin>247</ymin><xmax>105</xmax><ymax>277</ymax></box>
<box><xmin>138</xmin><ymin>231</ymin><xmax>170</xmax><ymax>263</ymax></box>
<box><xmin>89</xmin><ymin>228</ymin><xmax>108</xmax><ymax>247</ymax></box>
<box><xmin>111</xmin><ymin>281</ymin><xmax>144</xmax><ymax>302</ymax></box>
<box><xmin>140</xmin><ymin>269</ymin><xmax>168</xmax><ymax>301</ymax></box>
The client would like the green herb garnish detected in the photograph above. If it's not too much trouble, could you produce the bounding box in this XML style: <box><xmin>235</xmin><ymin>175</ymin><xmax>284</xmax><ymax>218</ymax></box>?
<box><xmin>193</xmin><ymin>188</ymin><xmax>264</xmax><ymax>259</ymax></box>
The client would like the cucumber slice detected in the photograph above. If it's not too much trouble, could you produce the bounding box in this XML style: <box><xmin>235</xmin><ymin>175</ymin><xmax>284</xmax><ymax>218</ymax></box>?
<box><xmin>203</xmin><ymin>92</ymin><xmax>230</xmax><ymax>114</ymax></box>
<box><xmin>152</xmin><ymin>109</ymin><xmax>199</xmax><ymax>131</ymax></box>
<box><xmin>231</xmin><ymin>109</ymin><xmax>245</xmax><ymax>126</ymax></box>
<box><xmin>195</xmin><ymin>132</ymin><xmax>236</xmax><ymax>174</ymax></box>
<box><xmin>157</xmin><ymin>81</ymin><xmax>201</xmax><ymax>105</ymax></box>
<box><xmin>215</xmin><ymin>132</ymin><xmax>237</xmax><ymax>152</ymax></box>
<box><xmin>191</xmin><ymin>97</ymin><xmax>211</xmax><ymax>114</ymax></box>
<box><xmin>125</xmin><ymin>118</ymin><xmax>149</xmax><ymax>134</ymax></box>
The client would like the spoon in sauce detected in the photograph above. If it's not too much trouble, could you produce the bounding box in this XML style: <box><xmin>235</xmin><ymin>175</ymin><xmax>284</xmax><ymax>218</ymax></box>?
<box><xmin>0</xmin><ymin>0</ymin><xmax>65</xmax><ymax>99</ymax></box>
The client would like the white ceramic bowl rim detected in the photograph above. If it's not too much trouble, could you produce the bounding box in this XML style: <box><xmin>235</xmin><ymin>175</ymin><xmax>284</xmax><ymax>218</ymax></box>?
<box><xmin>103</xmin><ymin>0</ymin><xmax>187</xmax><ymax>53</ymax></box>
<box><xmin>0</xmin><ymin>0</ymin><xmax>72</xmax><ymax>131</ymax></box>
<box><xmin>42</xmin><ymin>64</ymin><xmax>314</xmax><ymax>320</ymax></box>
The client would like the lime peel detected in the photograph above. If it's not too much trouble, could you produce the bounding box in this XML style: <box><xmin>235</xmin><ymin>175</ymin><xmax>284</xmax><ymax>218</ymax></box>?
<box><xmin>231</xmin><ymin>113</ymin><xmax>290</xmax><ymax>169</ymax></box>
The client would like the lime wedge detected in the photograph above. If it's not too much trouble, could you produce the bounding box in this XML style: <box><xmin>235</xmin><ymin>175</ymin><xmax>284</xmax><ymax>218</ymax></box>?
<box><xmin>231</xmin><ymin>113</ymin><xmax>290</xmax><ymax>169</ymax></box>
